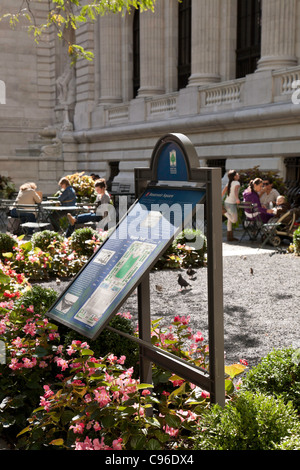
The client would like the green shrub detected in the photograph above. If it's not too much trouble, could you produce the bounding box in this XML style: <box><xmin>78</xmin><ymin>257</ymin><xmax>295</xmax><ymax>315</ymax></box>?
<box><xmin>14</xmin><ymin>284</ymin><xmax>58</xmax><ymax>315</ymax></box>
<box><xmin>0</xmin><ymin>175</ymin><xmax>15</xmax><ymax>198</ymax></box>
<box><xmin>156</xmin><ymin>229</ymin><xmax>207</xmax><ymax>269</ymax></box>
<box><xmin>69</xmin><ymin>227</ymin><xmax>102</xmax><ymax>257</ymax></box>
<box><xmin>241</xmin><ymin>347</ymin><xmax>300</xmax><ymax>413</ymax></box>
<box><xmin>293</xmin><ymin>226</ymin><xmax>300</xmax><ymax>255</ymax></box>
<box><xmin>31</xmin><ymin>230</ymin><xmax>64</xmax><ymax>251</ymax></box>
<box><xmin>194</xmin><ymin>390</ymin><xmax>300</xmax><ymax>450</ymax></box>
<box><xmin>0</xmin><ymin>233</ymin><xmax>17</xmax><ymax>260</ymax></box>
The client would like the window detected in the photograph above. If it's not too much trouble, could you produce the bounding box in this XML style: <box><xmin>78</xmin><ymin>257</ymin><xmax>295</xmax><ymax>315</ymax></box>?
<box><xmin>236</xmin><ymin>0</ymin><xmax>261</xmax><ymax>78</ymax></box>
<box><xmin>133</xmin><ymin>9</ymin><xmax>140</xmax><ymax>98</ymax></box>
<box><xmin>178</xmin><ymin>0</ymin><xmax>191</xmax><ymax>90</ymax></box>
<box><xmin>284</xmin><ymin>157</ymin><xmax>300</xmax><ymax>205</ymax></box>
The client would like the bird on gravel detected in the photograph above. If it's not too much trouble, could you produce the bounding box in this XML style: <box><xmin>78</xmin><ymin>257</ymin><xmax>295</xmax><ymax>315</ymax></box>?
<box><xmin>178</xmin><ymin>274</ymin><xmax>191</xmax><ymax>290</ymax></box>
<box><xmin>186</xmin><ymin>265</ymin><xmax>197</xmax><ymax>279</ymax></box>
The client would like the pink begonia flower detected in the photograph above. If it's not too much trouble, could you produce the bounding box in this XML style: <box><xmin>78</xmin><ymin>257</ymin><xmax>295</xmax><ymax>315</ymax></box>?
<box><xmin>117</xmin><ymin>355</ymin><xmax>126</xmax><ymax>364</ymax></box>
<box><xmin>43</xmin><ymin>385</ymin><xmax>54</xmax><ymax>398</ymax></box>
<box><xmin>9</xmin><ymin>358</ymin><xmax>22</xmax><ymax>370</ymax></box>
<box><xmin>201</xmin><ymin>390</ymin><xmax>210</xmax><ymax>399</ymax></box>
<box><xmin>142</xmin><ymin>389</ymin><xmax>151</xmax><ymax>396</ymax></box>
<box><xmin>163</xmin><ymin>425</ymin><xmax>179</xmax><ymax>437</ymax></box>
<box><xmin>22</xmin><ymin>357</ymin><xmax>37</xmax><ymax>368</ymax></box>
<box><xmin>94</xmin><ymin>388</ymin><xmax>111</xmax><ymax>407</ymax></box>
<box><xmin>112</xmin><ymin>438</ymin><xmax>123</xmax><ymax>450</ymax></box>
<box><xmin>70</xmin><ymin>422</ymin><xmax>85</xmax><ymax>434</ymax></box>
<box><xmin>23</xmin><ymin>322</ymin><xmax>36</xmax><ymax>337</ymax></box>
<box><xmin>26</xmin><ymin>305</ymin><xmax>34</xmax><ymax>313</ymax></box>
<box><xmin>56</xmin><ymin>357</ymin><xmax>69</xmax><ymax>371</ymax></box>
<box><xmin>40</xmin><ymin>397</ymin><xmax>51</xmax><ymax>412</ymax></box>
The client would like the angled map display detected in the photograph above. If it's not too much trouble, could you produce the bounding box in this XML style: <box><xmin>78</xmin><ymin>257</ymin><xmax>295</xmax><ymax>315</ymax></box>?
<box><xmin>47</xmin><ymin>186</ymin><xmax>205</xmax><ymax>339</ymax></box>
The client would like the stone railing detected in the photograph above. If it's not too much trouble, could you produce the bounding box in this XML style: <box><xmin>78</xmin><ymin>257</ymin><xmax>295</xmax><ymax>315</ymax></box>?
<box><xmin>273</xmin><ymin>65</ymin><xmax>300</xmax><ymax>100</ymax></box>
<box><xmin>146</xmin><ymin>94</ymin><xmax>177</xmax><ymax>118</ymax></box>
<box><xmin>203</xmin><ymin>80</ymin><xmax>244</xmax><ymax>107</ymax></box>
<box><xmin>106</xmin><ymin>104</ymin><xmax>129</xmax><ymax>124</ymax></box>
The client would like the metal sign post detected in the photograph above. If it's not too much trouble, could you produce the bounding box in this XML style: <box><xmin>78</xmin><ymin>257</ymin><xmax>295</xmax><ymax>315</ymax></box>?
<box><xmin>47</xmin><ymin>133</ymin><xmax>225</xmax><ymax>406</ymax></box>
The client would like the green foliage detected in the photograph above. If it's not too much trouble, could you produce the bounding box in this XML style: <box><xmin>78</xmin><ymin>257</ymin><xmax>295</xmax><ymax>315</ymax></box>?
<box><xmin>156</xmin><ymin>229</ymin><xmax>207</xmax><ymax>269</ymax></box>
<box><xmin>241</xmin><ymin>347</ymin><xmax>300</xmax><ymax>413</ymax></box>
<box><xmin>293</xmin><ymin>226</ymin><xmax>300</xmax><ymax>255</ymax></box>
<box><xmin>0</xmin><ymin>1</ymin><xmax>156</xmax><ymax>62</ymax></box>
<box><xmin>31</xmin><ymin>230</ymin><xmax>64</xmax><ymax>251</ymax></box>
<box><xmin>0</xmin><ymin>174</ymin><xmax>15</xmax><ymax>198</ymax></box>
<box><xmin>238</xmin><ymin>165</ymin><xmax>287</xmax><ymax>195</ymax></box>
<box><xmin>0</xmin><ymin>233</ymin><xmax>17</xmax><ymax>260</ymax></box>
<box><xmin>14</xmin><ymin>284</ymin><xmax>58</xmax><ymax>316</ymax></box>
<box><xmin>195</xmin><ymin>390</ymin><xmax>300</xmax><ymax>450</ymax></box>
<box><xmin>69</xmin><ymin>227</ymin><xmax>103</xmax><ymax>257</ymax></box>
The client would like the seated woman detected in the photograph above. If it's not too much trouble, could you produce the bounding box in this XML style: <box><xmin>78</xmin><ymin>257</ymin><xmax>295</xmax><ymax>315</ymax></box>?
<box><xmin>10</xmin><ymin>182</ymin><xmax>42</xmax><ymax>227</ymax></box>
<box><xmin>243</xmin><ymin>178</ymin><xmax>273</xmax><ymax>224</ymax></box>
<box><xmin>49</xmin><ymin>177</ymin><xmax>77</xmax><ymax>231</ymax></box>
<box><xmin>65</xmin><ymin>178</ymin><xmax>112</xmax><ymax>237</ymax></box>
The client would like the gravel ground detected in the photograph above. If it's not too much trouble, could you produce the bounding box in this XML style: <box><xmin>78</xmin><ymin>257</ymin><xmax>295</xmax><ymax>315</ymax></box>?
<box><xmin>1</xmin><ymin>236</ymin><xmax>299</xmax><ymax>450</ymax></box>
<box><xmin>44</xmin><ymin>240</ymin><xmax>300</xmax><ymax>369</ymax></box>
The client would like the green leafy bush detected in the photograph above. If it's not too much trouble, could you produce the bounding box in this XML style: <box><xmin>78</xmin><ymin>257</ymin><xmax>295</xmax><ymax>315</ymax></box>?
<box><xmin>14</xmin><ymin>284</ymin><xmax>58</xmax><ymax>315</ymax></box>
<box><xmin>0</xmin><ymin>233</ymin><xmax>17</xmax><ymax>260</ymax></box>
<box><xmin>69</xmin><ymin>227</ymin><xmax>103</xmax><ymax>257</ymax></box>
<box><xmin>31</xmin><ymin>230</ymin><xmax>64</xmax><ymax>251</ymax></box>
<box><xmin>156</xmin><ymin>229</ymin><xmax>207</xmax><ymax>269</ymax></box>
<box><xmin>293</xmin><ymin>226</ymin><xmax>300</xmax><ymax>255</ymax></box>
<box><xmin>238</xmin><ymin>165</ymin><xmax>287</xmax><ymax>195</ymax></box>
<box><xmin>195</xmin><ymin>390</ymin><xmax>300</xmax><ymax>450</ymax></box>
<box><xmin>0</xmin><ymin>175</ymin><xmax>15</xmax><ymax>198</ymax></box>
<box><xmin>241</xmin><ymin>347</ymin><xmax>300</xmax><ymax>413</ymax></box>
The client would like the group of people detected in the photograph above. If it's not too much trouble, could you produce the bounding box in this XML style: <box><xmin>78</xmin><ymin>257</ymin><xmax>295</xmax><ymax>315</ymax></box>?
<box><xmin>9</xmin><ymin>175</ymin><xmax>111</xmax><ymax>236</ymax></box>
<box><xmin>222</xmin><ymin>170</ymin><xmax>290</xmax><ymax>242</ymax></box>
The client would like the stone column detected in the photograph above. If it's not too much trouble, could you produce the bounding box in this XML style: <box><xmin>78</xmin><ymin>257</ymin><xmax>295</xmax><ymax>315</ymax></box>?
<box><xmin>257</xmin><ymin>0</ymin><xmax>297</xmax><ymax>71</ymax></box>
<box><xmin>138</xmin><ymin>2</ymin><xmax>165</xmax><ymax>96</ymax></box>
<box><xmin>188</xmin><ymin>0</ymin><xmax>221</xmax><ymax>86</ymax></box>
<box><xmin>99</xmin><ymin>13</ymin><xmax>122</xmax><ymax>103</ymax></box>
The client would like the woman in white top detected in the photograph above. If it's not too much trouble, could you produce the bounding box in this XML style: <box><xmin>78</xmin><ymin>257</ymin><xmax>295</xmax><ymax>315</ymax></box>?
<box><xmin>222</xmin><ymin>170</ymin><xmax>240</xmax><ymax>241</ymax></box>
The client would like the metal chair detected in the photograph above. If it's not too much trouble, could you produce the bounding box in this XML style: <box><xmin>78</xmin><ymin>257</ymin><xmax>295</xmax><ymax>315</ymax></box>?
<box><xmin>239</xmin><ymin>202</ymin><xmax>264</xmax><ymax>242</ymax></box>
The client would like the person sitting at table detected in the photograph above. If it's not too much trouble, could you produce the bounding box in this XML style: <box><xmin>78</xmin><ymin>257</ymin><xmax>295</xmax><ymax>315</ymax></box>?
<box><xmin>243</xmin><ymin>178</ymin><xmax>274</xmax><ymax>224</ymax></box>
<box><xmin>50</xmin><ymin>177</ymin><xmax>77</xmax><ymax>231</ymax></box>
<box><xmin>259</xmin><ymin>178</ymin><xmax>280</xmax><ymax>209</ymax></box>
<box><xmin>10</xmin><ymin>182</ymin><xmax>42</xmax><ymax>231</ymax></box>
<box><xmin>65</xmin><ymin>178</ymin><xmax>112</xmax><ymax>237</ymax></box>
<box><xmin>57</xmin><ymin>177</ymin><xmax>76</xmax><ymax>206</ymax></box>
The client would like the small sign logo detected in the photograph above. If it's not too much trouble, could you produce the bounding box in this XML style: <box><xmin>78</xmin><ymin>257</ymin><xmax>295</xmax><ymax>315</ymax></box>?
<box><xmin>169</xmin><ymin>150</ymin><xmax>177</xmax><ymax>174</ymax></box>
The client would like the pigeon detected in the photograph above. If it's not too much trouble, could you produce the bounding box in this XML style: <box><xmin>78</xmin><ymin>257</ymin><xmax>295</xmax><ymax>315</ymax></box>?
<box><xmin>186</xmin><ymin>265</ymin><xmax>196</xmax><ymax>279</ymax></box>
<box><xmin>178</xmin><ymin>273</ymin><xmax>191</xmax><ymax>290</ymax></box>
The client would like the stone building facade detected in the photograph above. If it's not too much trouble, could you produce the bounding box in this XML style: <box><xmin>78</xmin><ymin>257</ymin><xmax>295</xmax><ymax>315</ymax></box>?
<box><xmin>1</xmin><ymin>0</ymin><xmax>300</xmax><ymax>200</ymax></box>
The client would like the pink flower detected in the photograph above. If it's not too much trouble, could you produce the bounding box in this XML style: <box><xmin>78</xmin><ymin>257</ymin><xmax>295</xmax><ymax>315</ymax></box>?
<box><xmin>94</xmin><ymin>388</ymin><xmax>111</xmax><ymax>407</ymax></box>
<box><xmin>112</xmin><ymin>438</ymin><xmax>123</xmax><ymax>450</ymax></box>
<box><xmin>163</xmin><ymin>424</ymin><xmax>179</xmax><ymax>437</ymax></box>
<box><xmin>70</xmin><ymin>422</ymin><xmax>85</xmax><ymax>434</ymax></box>
<box><xmin>142</xmin><ymin>389</ymin><xmax>151</xmax><ymax>396</ymax></box>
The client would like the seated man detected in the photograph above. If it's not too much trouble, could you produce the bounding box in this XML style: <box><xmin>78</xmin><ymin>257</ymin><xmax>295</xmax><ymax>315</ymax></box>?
<box><xmin>65</xmin><ymin>178</ymin><xmax>112</xmax><ymax>237</ymax></box>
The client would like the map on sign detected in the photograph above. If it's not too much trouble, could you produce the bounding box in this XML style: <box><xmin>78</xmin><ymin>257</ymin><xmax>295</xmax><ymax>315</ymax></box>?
<box><xmin>47</xmin><ymin>187</ymin><xmax>205</xmax><ymax>339</ymax></box>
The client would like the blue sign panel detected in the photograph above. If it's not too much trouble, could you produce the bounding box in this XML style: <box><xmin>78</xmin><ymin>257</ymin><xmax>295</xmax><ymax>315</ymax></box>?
<box><xmin>47</xmin><ymin>187</ymin><xmax>205</xmax><ymax>339</ymax></box>
<box><xmin>156</xmin><ymin>142</ymin><xmax>189</xmax><ymax>181</ymax></box>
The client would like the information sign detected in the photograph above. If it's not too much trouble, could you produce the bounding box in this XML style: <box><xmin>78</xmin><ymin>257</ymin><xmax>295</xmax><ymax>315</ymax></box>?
<box><xmin>47</xmin><ymin>186</ymin><xmax>205</xmax><ymax>340</ymax></box>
